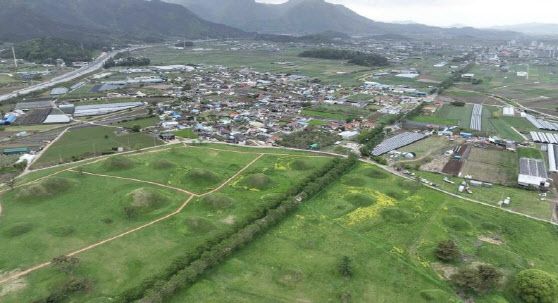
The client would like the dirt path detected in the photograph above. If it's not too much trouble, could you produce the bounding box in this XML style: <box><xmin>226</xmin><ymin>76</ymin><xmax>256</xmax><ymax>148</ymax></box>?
<box><xmin>68</xmin><ymin>170</ymin><xmax>196</xmax><ymax>196</ymax></box>
<box><xmin>0</xmin><ymin>152</ymin><xmax>265</xmax><ymax>285</ymax></box>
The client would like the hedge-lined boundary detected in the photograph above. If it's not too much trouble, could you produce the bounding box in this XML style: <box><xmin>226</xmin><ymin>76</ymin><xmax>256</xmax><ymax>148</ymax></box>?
<box><xmin>118</xmin><ymin>155</ymin><xmax>357</xmax><ymax>303</ymax></box>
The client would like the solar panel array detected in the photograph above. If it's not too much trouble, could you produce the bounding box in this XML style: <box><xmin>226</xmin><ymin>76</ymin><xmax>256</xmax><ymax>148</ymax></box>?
<box><xmin>372</xmin><ymin>132</ymin><xmax>427</xmax><ymax>156</ymax></box>
<box><xmin>525</xmin><ymin>114</ymin><xmax>558</xmax><ymax>131</ymax></box>
<box><xmin>530</xmin><ymin>132</ymin><xmax>558</xmax><ymax>143</ymax></box>
<box><xmin>470</xmin><ymin>104</ymin><xmax>482</xmax><ymax>131</ymax></box>
<box><xmin>519</xmin><ymin>158</ymin><xmax>548</xmax><ymax>178</ymax></box>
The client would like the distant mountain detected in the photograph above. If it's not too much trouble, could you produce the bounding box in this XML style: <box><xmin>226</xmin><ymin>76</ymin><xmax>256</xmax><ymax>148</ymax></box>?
<box><xmin>0</xmin><ymin>0</ymin><xmax>245</xmax><ymax>43</ymax></box>
<box><xmin>492</xmin><ymin>23</ymin><xmax>558</xmax><ymax>36</ymax></box>
<box><xmin>167</xmin><ymin>0</ymin><xmax>520</xmax><ymax>39</ymax></box>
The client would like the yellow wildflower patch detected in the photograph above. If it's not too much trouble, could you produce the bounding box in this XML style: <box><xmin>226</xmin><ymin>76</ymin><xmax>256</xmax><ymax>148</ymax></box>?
<box><xmin>344</xmin><ymin>191</ymin><xmax>396</xmax><ymax>226</ymax></box>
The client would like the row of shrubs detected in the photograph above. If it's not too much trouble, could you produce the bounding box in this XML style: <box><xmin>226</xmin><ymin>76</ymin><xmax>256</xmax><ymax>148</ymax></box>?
<box><xmin>116</xmin><ymin>155</ymin><xmax>358</xmax><ymax>303</ymax></box>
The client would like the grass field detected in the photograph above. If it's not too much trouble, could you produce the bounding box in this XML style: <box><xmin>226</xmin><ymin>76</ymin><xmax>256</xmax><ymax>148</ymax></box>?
<box><xmin>174</xmin><ymin>128</ymin><xmax>199</xmax><ymax>139</ymax></box>
<box><xmin>3</xmin><ymin>145</ymin><xmax>558</xmax><ymax>302</ymax></box>
<box><xmin>33</xmin><ymin>126</ymin><xmax>162</xmax><ymax>168</ymax></box>
<box><xmin>0</xmin><ymin>144</ymin><xmax>335</xmax><ymax>302</ymax></box>
<box><xmin>116</xmin><ymin>116</ymin><xmax>160</xmax><ymax>129</ymax></box>
<box><xmin>0</xmin><ymin>172</ymin><xmax>188</xmax><ymax>272</ymax></box>
<box><xmin>169</xmin><ymin>163</ymin><xmax>558</xmax><ymax>303</ymax></box>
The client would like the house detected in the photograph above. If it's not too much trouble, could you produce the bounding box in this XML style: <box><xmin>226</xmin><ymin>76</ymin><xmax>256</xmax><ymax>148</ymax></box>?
<box><xmin>159</xmin><ymin>133</ymin><xmax>176</xmax><ymax>141</ymax></box>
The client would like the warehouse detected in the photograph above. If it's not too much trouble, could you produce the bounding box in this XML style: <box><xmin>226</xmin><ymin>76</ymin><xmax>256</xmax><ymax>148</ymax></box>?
<box><xmin>74</xmin><ymin>102</ymin><xmax>144</xmax><ymax>117</ymax></box>
<box><xmin>518</xmin><ymin>157</ymin><xmax>549</xmax><ymax>188</ymax></box>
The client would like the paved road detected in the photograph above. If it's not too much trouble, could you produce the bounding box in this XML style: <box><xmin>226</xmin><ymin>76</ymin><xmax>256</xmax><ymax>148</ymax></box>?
<box><xmin>0</xmin><ymin>46</ymin><xmax>145</xmax><ymax>103</ymax></box>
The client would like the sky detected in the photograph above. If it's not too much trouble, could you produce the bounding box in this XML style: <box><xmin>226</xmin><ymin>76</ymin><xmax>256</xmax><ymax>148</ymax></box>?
<box><xmin>257</xmin><ymin>0</ymin><xmax>558</xmax><ymax>28</ymax></box>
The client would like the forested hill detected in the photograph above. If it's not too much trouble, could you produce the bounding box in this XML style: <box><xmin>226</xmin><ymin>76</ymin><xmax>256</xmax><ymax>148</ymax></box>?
<box><xmin>0</xmin><ymin>0</ymin><xmax>246</xmax><ymax>43</ymax></box>
<box><xmin>168</xmin><ymin>0</ymin><xmax>522</xmax><ymax>40</ymax></box>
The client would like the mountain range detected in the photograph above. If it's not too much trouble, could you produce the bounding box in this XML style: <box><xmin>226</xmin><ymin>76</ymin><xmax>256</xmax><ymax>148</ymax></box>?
<box><xmin>166</xmin><ymin>0</ymin><xmax>521</xmax><ymax>39</ymax></box>
<box><xmin>492</xmin><ymin>23</ymin><xmax>558</xmax><ymax>36</ymax></box>
<box><xmin>0</xmin><ymin>0</ymin><xmax>244</xmax><ymax>42</ymax></box>
<box><xmin>0</xmin><ymin>0</ymin><xmax>523</xmax><ymax>44</ymax></box>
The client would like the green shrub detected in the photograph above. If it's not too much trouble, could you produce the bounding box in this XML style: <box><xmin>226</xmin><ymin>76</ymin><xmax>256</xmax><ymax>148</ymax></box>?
<box><xmin>513</xmin><ymin>269</ymin><xmax>558</xmax><ymax>303</ymax></box>
<box><xmin>291</xmin><ymin>159</ymin><xmax>312</xmax><ymax>171</ymax></box>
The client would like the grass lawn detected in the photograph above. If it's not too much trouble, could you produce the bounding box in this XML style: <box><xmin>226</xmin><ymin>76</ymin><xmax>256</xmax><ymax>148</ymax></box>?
<box><xmin>33</xmin><ymin>126</ymin><xmax>162</xmax><ymax>168</ymax></box>
<box><xmin>117</xmin><ymin>116</ymin><xmax>160</xmax><ymax>129</ymax></box>
<box><xmin>174</xmin><ymin>128</ymin><xmax>198</xmax><ymax>139</ymax></box>
<box><xmin>0</xmin><ymin>171</ymin><xmax>188</xmax><ymax>272</ymax></box>
<box><xmin>170</xmin><ymin>163</ymin><xmax>558</xmax><ymax>303</ymax></box>
<box><xmin>517</xmin><ymin>147</ymin><xmax>543</xmax><ymax>159</ymax></box>
<box><xmin>0</xmin><ymin>147</ymin><xmax>334</xmax><ymax>302</ymax></box>
<box><xmin>81</xmin><ymin>146</ymin><xmax>260</xmax><ymax>194</ymax></box>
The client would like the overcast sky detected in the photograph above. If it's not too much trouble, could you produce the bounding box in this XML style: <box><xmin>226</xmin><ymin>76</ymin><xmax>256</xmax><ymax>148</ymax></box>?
<box><xmin>257</xmin><ymin>0</ymin><xmax>557</xmax><ymax>28</ymax></box>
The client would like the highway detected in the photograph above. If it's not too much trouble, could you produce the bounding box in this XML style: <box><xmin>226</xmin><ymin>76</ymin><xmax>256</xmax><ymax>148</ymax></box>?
<box><xmin>0</xmin><ymin>46</ymin><xmax>145</xmax><ymax>103</ymax></box>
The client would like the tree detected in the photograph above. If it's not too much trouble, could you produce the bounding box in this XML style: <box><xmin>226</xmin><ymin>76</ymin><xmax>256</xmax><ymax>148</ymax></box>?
<box><xmin>338</xmin><ymin>256</ymin><xmax>353</xmax><ymax>278</ymax></box>
<box><xmin>435</xmin><ymin>240</ymin><xmax>460</xmax><ymax>262</ymax></box>
<box><xmin>476</xmin><ymin>265</ymin><xmax>503</xmax><ymax>293</ymax></box>
<box><xmin>514</xmin><ymin>269</ymin><xmax>558</xmax><ymax>303</ymax></box>
<box><xmin>131</xmin><ymin>125</ymin><xmax>141</xmax><ymax>133</ymax></box>
<box><xmin>451</xmin><ymin>265</ymin><xmax>502</xmax><ymax>294</ymax></box>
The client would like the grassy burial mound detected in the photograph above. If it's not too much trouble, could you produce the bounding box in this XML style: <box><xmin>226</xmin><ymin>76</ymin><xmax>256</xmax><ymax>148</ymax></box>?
<box><xmin>15</xmin><ymin>177</ymin><xmax>74</xmax><ymax>201</ymax></box>
<box><xmin>82</xmin><ymin>146</ymin><xmax>260</xmax><ymax>193</ymax></box>
<box><xmin>123</xmin><ymin>188</ymin><xmax>170</xmax><ymax>219</ymax></box>
<box><xmin>185</xmin><ymin>168</ymin><xmax>221</xmax><ymax>189</ymax></box>
<box><xmin>290</xmin><ymin>159</ymin><xmax>314</xmax><ymax>171</ymax></box>
<box><xmin>103</xmin><ymin>156</ymin><xmax>135</xmax><ymax>170</ymax></box>
<box><xmin>202</xmin><ymin>194</ymin><xmax>234</xmax><ymax>210</ymax></box>
<box><xmin>0</xmin><ymin>172</ymin><xmax>187</xmax><ymax>274</ymax></box>
<box><xmin>0</xmin><ymin>148</ymin><xmax>335</xmax><ymax>302</ymax></box>
<box><xmin>168</xmin><ymin>163</ymin><xmax>558</xmax><ymax>303</ymax></box>
<box><xmin>242</xmin><ymin>173</ymin><xmax>272</xmax><ymax>190</ymax></box>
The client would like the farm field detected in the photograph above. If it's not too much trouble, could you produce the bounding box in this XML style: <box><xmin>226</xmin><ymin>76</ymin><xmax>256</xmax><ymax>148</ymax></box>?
<box><xmin>0</xmin><ymin>144</ymin><xmax>335</xmax><ymax>302</ymax></box>
<box><xmin>460</xmin><ymin>147</ymin><xmax>518</xmax><ymax>185</ymax></box>
<box><xmin>412</xmin><ymin>103</ymin><xmax>473</xmax><ymax>128</ymax></box>
<box><xmin>455</xmin><ymin>64</ymin><xmax>558</xmax><ymax>114</ymax></box>
<box><xmin>399</xmin><ymin>136</ymin><xmax>455</xmax><ymax>157</ymax></box>
<box><xmin>116</xmin><ymin>116</ymin><xmax>160</xmax><ymax>129</ymax></box>
<box><xmin>415</xmin><ymin>171</ymin><xmax>553</xmax><ymax>220</ymax></box>
<box><xmin>170</xmin><ymin>163</ymin><xmax>558</xmax><ymax>303</ymax></box>
<box><xmin>32</xmin><ymin>126</ymin><xmax>162</xmax><ymax>168</ymax></box>
<box><xmin>133</xmin><ymin>45</ymin><xmax>371</xmax><ymax>87</ymax></box>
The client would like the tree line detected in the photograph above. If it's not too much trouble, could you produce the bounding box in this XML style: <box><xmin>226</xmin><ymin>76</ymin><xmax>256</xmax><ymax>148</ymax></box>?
<box><xmin>116</xmin><ymin>155</ymin><xmax>358</xmax><ymax>303</ymax></box>
<box><xmin>103</xmin><ymin>56</ymin><xmax>150</xmax><ymax>69</ymax></box>
<box><xmin>299</xmin><ymin>48</ymin><xmax>389</xmax><ymax>67</ymax></box>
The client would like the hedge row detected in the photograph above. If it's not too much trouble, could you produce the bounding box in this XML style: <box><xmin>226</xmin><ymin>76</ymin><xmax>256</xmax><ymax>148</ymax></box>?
<box><xmin>116</xmin><ymin>155</ymin><xmax>358</xmax><ymax>303</ymax></box>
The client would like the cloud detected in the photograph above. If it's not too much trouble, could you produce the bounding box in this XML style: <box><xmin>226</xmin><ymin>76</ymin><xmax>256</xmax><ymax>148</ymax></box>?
<box><xmin>257</xmin><ymin>0</ymin><xmax>558</xmax><ymax>27</ymax></box>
